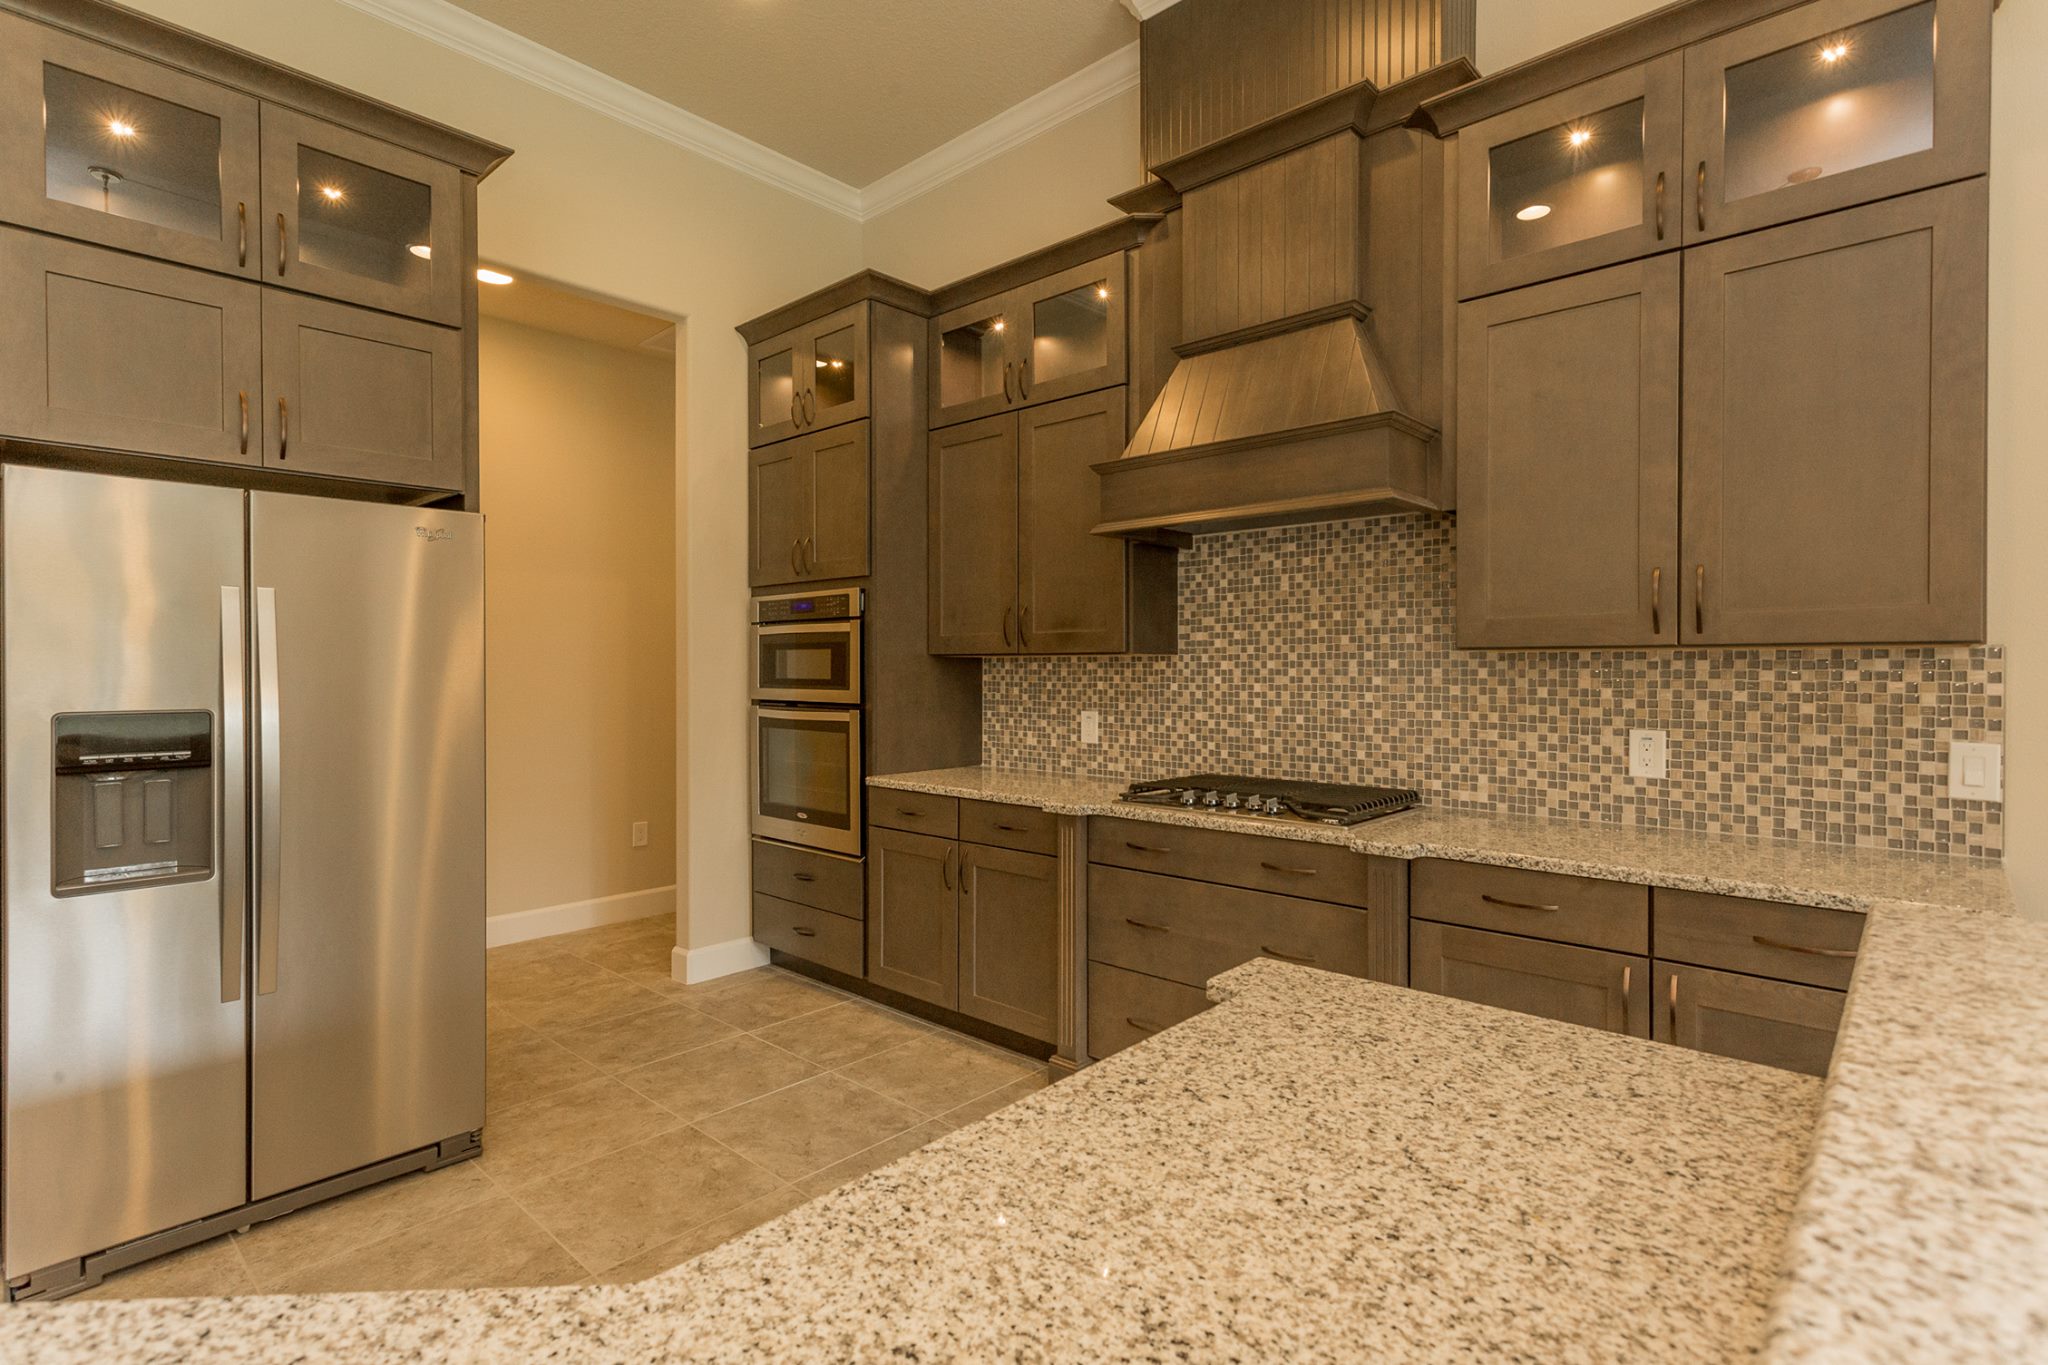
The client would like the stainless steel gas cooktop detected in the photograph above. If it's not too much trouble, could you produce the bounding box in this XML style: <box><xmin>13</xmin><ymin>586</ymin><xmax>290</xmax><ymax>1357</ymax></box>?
<box><xmin>1118</xmin><ymin>774</ymin><xmax>1419</xmax><ymax>826</ymax></box>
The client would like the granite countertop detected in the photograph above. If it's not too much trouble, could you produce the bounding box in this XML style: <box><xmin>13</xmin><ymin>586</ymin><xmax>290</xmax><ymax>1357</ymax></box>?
<box><xmin>867</xmin><ymin>766</ymin><xmax>2018</xmax><ymax>916</ymax></box>
<box><xmin>0</xmin><ymin>961</ymin><xmax>1828</xmax><ymax>1363</ymax></box>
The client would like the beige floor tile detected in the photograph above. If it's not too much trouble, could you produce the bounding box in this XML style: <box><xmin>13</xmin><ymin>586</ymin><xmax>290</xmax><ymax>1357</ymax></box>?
<box><xmin>790</xmin><ymin>1119</ymin><xmax>954</xmax><ymax>1199</ymax></box>
<box><xmin>552</xmin><ymin>1002</ymin><xmax>736</xmax><ymax>1074</ymax></box>
<box><xmin>495</xmin><ymin>961</ymin><xmax>669</xmax><ymax>1033</ymax></box>
<box><xmin>479</xmin><ymin>1075</ymin><xmax>681</xmax><ymax>1188</ymax></box>
<box><xmin>693</xmin><ymin>1073</ymin><xmax>925</xmax><ymax>1182</ymax></box>
<box><xmin>586</xmin><ymin>1186</ymin><xmax>809</xmax><ymax>1286</ymax></box>
<box><xmin>488</xmin><ymin>1020</ymin><xmax>600</xmax><ymax>1113</ymax></box>
<box><xmin>675</xmin><ymin>968</ymin><xmax>844</xmax><ymax>1031</ymax></box>
<box><xmin>231</xmin><ymin>1160</ymin><xmax>496</xmax><ymax>1288</ymax></box>
<box><xmin>935</xmin><ymin>1067</ymin><xmax>1056</xmax><ymax>1129</ymax></box>
<box><xmin>487</xmin><ymin>937</ymin><xmax>573</xmax><ymax>969</ymax></box>
<box><xmin>835</xmin><ymin>1031</ymin><xmax>1039</xmax><ymax>1117</ymax></box>
<box><xmin>550</xmin><ymin>915</ymin><xmax>672</xmax><ymax>957</ymax></box>
<box><xmin>266</xmin><ymin>1194</ymin><xmax>583</xmax><ymax>1295</ymax></box>
<box><xmin>618</xmin><ymin>1034</ymin><xmax>819</xmax><ymax>1124</ymax></box>
<box><xmin>512</xmin><ymin>1128</ymin><xmax>784</xmax><ymax>1275</ymax></box>
<box><xmin>75</xmin><ymin>1233</ymin><xmax>255</xmax><ymax>1301</ymax></box>
<box><xmin>570</xmin><ymin>931</ymin><xmax>677</xmax><ymax>978</ymax></box>
<box><xmin>752</xmin><ymin>999</ymin><xmax>932</xmax><ymax>1068</ymax></box>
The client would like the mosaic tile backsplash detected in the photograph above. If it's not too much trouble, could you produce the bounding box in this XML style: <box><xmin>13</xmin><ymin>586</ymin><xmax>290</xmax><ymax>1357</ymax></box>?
<box><xmin>982</xmin><ymin>515</ymin><xmax>2004</xmax><ymax>858</ymax></box>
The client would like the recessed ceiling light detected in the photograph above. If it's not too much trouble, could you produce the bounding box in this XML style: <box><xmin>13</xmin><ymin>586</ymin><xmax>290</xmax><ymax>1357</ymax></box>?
<box><xmin>409</xmin><ymin>243</ymin><xmax>432</xmax><ymax>260</ymax></box>
<box><xmin>1516</xmin><ymin>204</ymin><xmax>1553</xmax><ymax>221</ymax></box>
<box><xmin>476</xmin><ymin>268</ymin><xmax>514</xmax><ymax>285</ymax></box>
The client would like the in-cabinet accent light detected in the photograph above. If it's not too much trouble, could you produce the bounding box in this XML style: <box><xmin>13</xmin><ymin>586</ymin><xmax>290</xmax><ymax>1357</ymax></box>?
<box><xmin>1567</xmin><ymin>128</ymin><xmax>1592</xmax><ymax>148</ymax></box>
<box><xmin>408</xmin><ymin>243</ymin><xmax>433</xmax><ymax>260</ymax></box>
<box><xmin>1095</xmin><ymin>285</ymin><xmax>1110</xmax><ymax>300</ymax></box>
<box><xmin>1516</xmin><ymin>204</ymin><xmax>1553</xmax><ymax>221</ymax></box>
<box><xmin>106</xmin><ymin>118</ymin><xmax>137</xmax><ymax>139</ymax></box>
<box><xmin>318</xmin><ymin>184</ymin><xmax>346</xmax><ymax>204</ymax></box>
<box><xmin>991</xmin><ymin>319</ymin><xmax>1006</xmax><ymax>332</ymax></box>
<box><xmin>476</xmin><ymin>268</ymin><xmax>514</xmax><ymax>285</ymax></box>
<box><xmin>1819</xmin><ymin>41</ymin><xmax>1849</xmax><ymax>63</ymax></box>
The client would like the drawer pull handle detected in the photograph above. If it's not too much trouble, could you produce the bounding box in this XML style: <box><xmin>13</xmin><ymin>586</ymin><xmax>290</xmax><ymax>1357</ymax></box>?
<box><xmin>1126</xmin><ymin>1016</ymin><xmax>1162</xmax><ymax>1035</ymax></box>
<box><xmin>1259</xmin><ymin>862</ymin><xmax>1317</xmax><ymax>877</ymax></box>
<box><xmin>994</xmin><ymin>823</ymin><xmax>1025</xmax><ymax>833</ymax></box>
<box><xmin>897</xmin><ymin>807</ymin><xmax>923</xmax><ymax>817</ymax></box>
<box><xmin>1751</xmin><ymin>935</ymin><xmax>1856</xmax><ymax>960</ymax></box>
<box><xmin>1125</xmin><ymin>917</ymin><xmax>1168</xmax><ymax>932</ymax></box>
<box><xmin>791</xmin><ymin>872</ymin><xmax>816</xmax><ymax>883</ymax></box>
<box><xmin>1262</xmin><ymin>946</ymin><xmax>1316</xmax><ymax>965</ymax></box>
<box><xmin>792</xmin><ymin>926</ymin><xmax>817</xmax><ymax>938</ymax></box>
<box><xmin>1124</xmin><ymin>841</ymin><xmax>1172</xmax><ymax>854</ymax></box>
<box><xmin>1481</xmin><ymin>894</ymin><xmax>1561</xmax><ymax>913</ymax></box>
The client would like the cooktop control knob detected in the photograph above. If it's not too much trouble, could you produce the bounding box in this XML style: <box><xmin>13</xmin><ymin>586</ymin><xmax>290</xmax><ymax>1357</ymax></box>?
<box><xmin>1264</xmin><ymin>797</ymin><xmax>1284</xmax><ymax>815</ymax></box>
<box><xmin>1180</xmin><ymin>790</ymin><xmax>1199</xmax><ymax>806</ymax></box>
<box><xmin>1202</xmin><ymin>790</ymin><xmax>1222</xmax><ymax>807</ymax></box>
<box><xmin>1222</xmin><ymin>792</ymin><xmax>1241</xmax><ymax>809</ymax></box>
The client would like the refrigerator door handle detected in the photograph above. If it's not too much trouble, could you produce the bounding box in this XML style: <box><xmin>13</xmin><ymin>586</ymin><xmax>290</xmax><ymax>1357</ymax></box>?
<box><xmin>219</xmin><ymin>587</ymin><xmax>247</xmax><ymax>1004</ymax></box>
<box><xmin>254</xmin><ymin>586</ymin><xmax>283</xmax><ymax>996</ymax></box>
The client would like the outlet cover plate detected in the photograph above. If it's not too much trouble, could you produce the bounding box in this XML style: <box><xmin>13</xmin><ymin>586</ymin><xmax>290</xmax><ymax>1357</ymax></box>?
<box><xmin>1628</xmin><ymin>729</ymin><xmax>1668</xmax><ymax>780</ymax></box>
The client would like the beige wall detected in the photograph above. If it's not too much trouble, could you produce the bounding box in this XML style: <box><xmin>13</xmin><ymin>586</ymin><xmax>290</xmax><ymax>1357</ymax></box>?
<box><xmin>479</xmin><ymin>317</ymin><xmax>676</xmax><ymax>919</ymax></box>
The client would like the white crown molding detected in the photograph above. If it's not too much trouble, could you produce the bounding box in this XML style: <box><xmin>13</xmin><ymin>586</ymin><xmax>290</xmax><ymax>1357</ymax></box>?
<box><xmin>857</xmin><ymin>41</ymin><xmax>1141</xmax><ymax>219</ymax></box>
<box><xmin>331</xmin><ymin>0</ymin><xmax>865</xmax><ymax>219</ymax></box>
<box><xmin>1119</xmin><ymin>0</ymin><xmax>1186</xmax><ymax>19</ymax></box>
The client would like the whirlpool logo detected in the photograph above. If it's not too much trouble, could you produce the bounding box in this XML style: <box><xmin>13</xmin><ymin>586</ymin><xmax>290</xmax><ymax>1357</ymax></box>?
<box><xmin>415</xmin><ymin>527</ymin><xmax>454</xmax><ymax>542</ymax></box>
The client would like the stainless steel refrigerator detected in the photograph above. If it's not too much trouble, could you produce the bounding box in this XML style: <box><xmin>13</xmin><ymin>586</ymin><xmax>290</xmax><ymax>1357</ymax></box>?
<box><xmin>1</xmin><ymin>465</ymin><xmax>485</xmax><ymax>1297</ymax></box>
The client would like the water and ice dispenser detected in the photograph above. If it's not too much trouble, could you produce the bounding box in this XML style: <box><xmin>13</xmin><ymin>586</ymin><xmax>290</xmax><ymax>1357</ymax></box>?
<box><xmin>51</xmin><ymin>711</ymin><xmax>214</xmax><ymax>895</ymax></box>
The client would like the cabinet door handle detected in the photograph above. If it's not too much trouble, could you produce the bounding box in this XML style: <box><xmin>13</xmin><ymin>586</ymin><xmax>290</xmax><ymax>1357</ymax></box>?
<box><xmin>1002</xmin><ymin>360</ymin><xmax>1015</xmax><ymax>402</ymax></box>
<box><xmin>941</xmin><ymin>847</ymin><xmax>956</xmax><ymax>892</ymax></box>
<box><xmin>239</xmin><ymin>391</ymin><xmax>249</xmax><ymax>455</ymax></box>
<box><xmin>277</xmin><ymin>397</ymin><xmax>289</xmax><ymax>459</ymax></box>
<box><xmin>803</xmin><ymin>389</ymin><xmax>815</xmax><ymax>424</ymax></box>
<box><xmin>1017</xmin><ymin>358</ymin><xmax>1030</xmax><ymax>399</ymax></box>
<box><xmin>237</xmin><ymin>201</ymin><xmax>248</xmax><ymax>267</ymax></box>
<box><xmin>792</xmin><ymin>925</ymin><xmax>818</xmax><ymax>938</ymax></box>
<box><xmin>276</xmin><ymin>212</ymin><xmax>287</xmax><ymax>276</ymax></box>
<box><xmin>1654</xmin><ymin>172</ymin><xmax>1665</xmax><ymax>241</ymax></box>
<box><xmin>802</xmin><ymin>536</ymin><xmax>814</xmax><ymax>574</ymax></box>
<box><xmin>1752</xmin><ymin>935</ymin><xmax>1856</xmax><ymax>959</ymax></box>
<box><xmin>1124</xmin><ymin>916</ymin><xmax>1168</xmax><ymax>932</ymax></box>
<box><xmin>1651</xmin><ymin>566</ymin><xmax>1662</xmax><ymax>637</ymax></box>
<box><xmin>1123</xmin><ymin>841</ymin><xmax>1173</xmax><ymax>854</ymax></box>
<box><xmin>1126</xmin><ymin>1016</ymin><xmax>1162</xmax><ymax>1035</ymax></box>
<box><xmin>1481</xmin><ymin>893</ymin><xmax>1560</xmax><ymax>913</ymax></box>
<box><xmin>1001</xmin><ymin>604</ymin><xmax>1016</xmax><ymax>649</ymax></box>
<box><xmin>1622</xmin><ymin>964</ymin><xmax>1632</xmax><ymax>1035</ymax></box>
<box><xmin>790</xmin><ymin>394</ymin><xmax>800</xmax><ymax>428</ymax></box>
<box><xmin>1262</xmin><ymin>946</ymin><xmax>1316</xmax><ymax>965</ymax></box>
<box><xmin>1695</xmin><ymin>160</ymin><xmax>1707</xmax><ymax>232</ymax></box>
<box><xmin>1259</xmin><ymin>861</ymin><xmax>1318</xmax><ymax>877</ymax></box>
<box><xmin>1018</xmin><ymin>605</ymin><xmax>1030</xmax><ymax>650</ymax></box>
<box><xmin>790</xmin><ymin>539</ymin><xmax>802</xmax><ymax>577</ymax></box>
<box><xmin>1669</xmin><ymin>971</ymin><xmax>1680</xmax><ymax>1038</ymax></box>
<box><xmin>1695</xmin><ymin>564</ymin><xmax>1706</xmax><ymax>636</ymax></box>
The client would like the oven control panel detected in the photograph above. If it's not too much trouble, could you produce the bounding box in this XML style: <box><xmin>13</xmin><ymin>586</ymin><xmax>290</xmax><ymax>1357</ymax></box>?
<box><xmin>754</xmin><ymin>589</ymin><xmax>863</xmax><ymax>624</ymax></box>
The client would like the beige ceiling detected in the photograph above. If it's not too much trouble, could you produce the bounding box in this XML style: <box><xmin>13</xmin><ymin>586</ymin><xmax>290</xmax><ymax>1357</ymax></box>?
<box><xmin>443</xmin><ymin>0</ymin><xmax>1137</xmax><ymax>187</ymax></box>
<box><xmin>480</xmin><ymin>270</ymin><xmax>677</xmax><ymax>353</ymax></box>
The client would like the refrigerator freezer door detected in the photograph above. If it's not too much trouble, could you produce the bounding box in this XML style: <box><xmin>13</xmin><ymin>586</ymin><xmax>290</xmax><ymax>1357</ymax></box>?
<box><xmin>2</xmin><ymin>467</ymin><xmax>249</xmax><ymax>1279</ymax></box>
<box><xmin>248</xmin><ymin>493</ymin><xmax>484</xmax><ymax>1199</ymax></box>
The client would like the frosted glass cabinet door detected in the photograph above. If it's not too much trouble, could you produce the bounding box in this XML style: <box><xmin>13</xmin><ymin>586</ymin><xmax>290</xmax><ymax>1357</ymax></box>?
<box><xmin>0</xmin><ymin>10</ymin><xmax>262</xmax><ymax>277</ymax></box>
<box><xmin>1682</xmin><ymin>0</ymin><xmax>1990</xmax><ymax>242</ymax></box>
<box><xmin>1455</xmin><ymin>55</ymin><xmax>1684</xmax><ymax>300</ymax></box>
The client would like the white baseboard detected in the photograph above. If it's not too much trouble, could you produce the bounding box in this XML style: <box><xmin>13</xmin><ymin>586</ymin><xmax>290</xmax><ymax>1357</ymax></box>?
<box><xmin>486</xmin><ymin>885</ymin><xmax>676</xmax><ymax>948</ymax></box>
<box><xmin>677</xmin><ymin>936</ymin><xmax>770</xmax><ymax>985</ymax></box>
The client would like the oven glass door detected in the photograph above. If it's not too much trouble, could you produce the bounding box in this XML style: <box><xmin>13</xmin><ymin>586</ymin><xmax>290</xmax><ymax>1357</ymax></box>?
<box><xmin>751</xmin><ymin>705</ymin><xmax>862</xmax><ymax>855</ymax></box>
<box><xmin>753</xmin><ymin>622</ymin><xmax>860</xmax><ymax>704</ymax></box>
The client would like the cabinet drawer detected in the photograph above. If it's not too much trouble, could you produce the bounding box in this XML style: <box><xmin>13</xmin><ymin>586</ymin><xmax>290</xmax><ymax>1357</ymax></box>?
<box><xmin>753</xmin><ymin>893</ymin><xmax>862</xmax><ymax>977</ymax></box>
<box><xmin>1655</xmin><ymin>961</ymin><xmax>1845</xmax><ymax>1078</ymax></box>
<box><xmin>1412</xmin><ymin>859</ymin><xmax>1648</xmax><ymax>955</ymax></box>
<box><xmin>1087</xmin><ymin>817</ymin><xmax>1369</xmax><ymax>907</ymax></box>
<box><xmin>1087</xmin><ymin>962</ymin><xmax>1209</xmax><ymax>1060</ymax></box>
<box><xmin>750</xmin><ymin>839</ymin><xmax>863</xmax><ymax>920</ymax></box>
<box><xmin>1088</xmin><ymin>864</ymin><xmax>1372</xmax><ymax>990</ymax></box>
<box><xmin>1412</xmin><ymin>921</ymin><xmax>1649</xmax><ymax>1038</ymax></box>
<box><xmin>959</xmin><ymin>799</ymin><xmax>1058</xmax><ymax>856</ymax></box>
<box><xmin>869</xmin><ymin>790</ymin><xmax>958</xmax><ymax>839</ymax></box>
<box><xmin>1653</xmin><ymin>889</ymin><xmax>1862</xmax><ymax>990</ymax></box>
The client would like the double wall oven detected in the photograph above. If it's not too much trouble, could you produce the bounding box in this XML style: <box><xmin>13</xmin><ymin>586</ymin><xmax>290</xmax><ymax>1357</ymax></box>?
<box><xmin>750</xmin><ymin>590</ymin><xmax>863</xmax><ymax>856</ymax></box>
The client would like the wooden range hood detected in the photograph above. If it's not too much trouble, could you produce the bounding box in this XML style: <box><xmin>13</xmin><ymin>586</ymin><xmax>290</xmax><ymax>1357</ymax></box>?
<box><xmin>1095</xmin><ymin>61</ymin><xmax>1471</xmax><ymax>540</ymax></box>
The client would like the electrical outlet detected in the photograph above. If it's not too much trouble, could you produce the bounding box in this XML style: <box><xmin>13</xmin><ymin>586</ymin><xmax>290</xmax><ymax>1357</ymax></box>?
<box><xmin>630</xmin><ymin>821</ymin><xmax>649</xmax><ymax>848</ymax></box>
<box><xmin>1628</xmin><ymin>729</ymin><xmax>1667</xmax><ymax>780</ymax></box>
<box><xmin>1948</xmin><ymin>742</ymin><xmax>2003</xmax><ymax>802</ymax></box>
<box><xmin>1080</xmin><ymin>710</ymin><xmax>1101</xmax><ymax>745</ymax></box>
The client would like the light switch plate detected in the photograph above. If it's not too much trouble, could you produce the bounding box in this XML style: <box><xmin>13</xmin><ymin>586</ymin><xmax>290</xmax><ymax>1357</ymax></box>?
<box><xmin>1628</xmin><ymin>729</ymin><xmax>1667</xmax><ymax>780</ymax></box>
<box><xmin>1080</xmin><ymin>710</ymin><xmax>1101</xmax><ymax>745</ymax></box>
<box><xmin>1948</xmin><ymin>742</ymin><xmax>2003</xmax><ymax>802</ymax></box>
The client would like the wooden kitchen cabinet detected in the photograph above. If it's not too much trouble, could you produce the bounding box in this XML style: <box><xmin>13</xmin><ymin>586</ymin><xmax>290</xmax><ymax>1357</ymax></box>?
<box><xmin>958</xmin><ymin>844</ymin><xmax>1059</xmax><ymax>1043</ymax></box>
<box><xmin>259</xmin><ymin>288</ymin><xmax>463</xmax><ymax>490</ymax></box>
<box><xmin>748</xmin><ymin>422</ymin><xmax>871</xmax><ymax>589</ymax></box>
<box><xmin>747</xmin><ymin>301</ymin><xmax>871</xmax><ymax>448</ymax></box>
<box><xmin>1411</xmin><ymin>920</ymin><xmax>1650</xmax><ymax>1039</ymax></box>
<box><xmin>1655</xmin><ymin>960</ymin><xmax>1845</xmax><ymax>1077</ymax></box>
<box><xmin>1455</xmin><ymin>54</ymin><xmax>1684</xmax><ymax>300</ymax></box>
<box><xmin>0</xmin><ymin>10</ymin><xmax>263</xmax><ymax>279</ymax></box>
<box><xmin>1682</xmin><ymin>0</ymin><xmax>1990</xmax><ymax>245</ymax></box>
<box><xmin>928</xmin><ymin>413</ymin><xmax>1019</xmax><ymax>653</ymax></box>
<box><xmin>929</xmin><ymin>255</ymin><xmax>1127</xmax><ymax>429</ymax></box>
<box><xmin>865</xmin><ymin>827</ymin><xmax>958</xmax><ymax>1010</ymax></box>
<box><xmin>0</xmin><ymin>226</ymin><xmax>262</xmax><ymax>466</ymax></box>
<box><xmin>1455</xmin><ymin>257</ymin><xmax>1679</xmax><ymax>647</ymax></box>
<box><xmin>1681</xmin><ymin>181</ymin><xmax>1986</xmax><ymax>644</ymax></box>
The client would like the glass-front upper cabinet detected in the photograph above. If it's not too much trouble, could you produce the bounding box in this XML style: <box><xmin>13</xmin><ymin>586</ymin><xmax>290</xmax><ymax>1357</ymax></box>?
<box><xmin>260</xmin><ymin>105</ymin><xmax>463</xmax><ymax>325</ymax></box>
<box><xmin>929</xmin><ymin>253</ymin><xmax>1127</xmax><ymax>428</ymax></box>
<box><xmin>0</xmin><ymin>11</ymin><xmax>262</xmax><ymax>277</ymax></box>
<box><xmin>1683</xmin><ymin>0</ymin><xmax>1990</xmax><ymax>242</ymax></box>
<box><xmin>932</xmin><ymin>301</ymin><xmax>1014</xmax><ymax>428</ymax></box>
<box><xmin>1456</xmin><ymin>55</ymin><xmax>1684</xmax><ymax>300</ymax></box>
<box><xmin>747</xmin><ymin>302</ymin><xmax>870</xmax><ymax>448</ymax></box>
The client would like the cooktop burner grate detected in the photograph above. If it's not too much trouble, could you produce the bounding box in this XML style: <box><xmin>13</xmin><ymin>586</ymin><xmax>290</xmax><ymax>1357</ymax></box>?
<box><xmin>1119</xmin><ymin>774</ymin><xmax>1419</xmax><ymax>826</ymax></box>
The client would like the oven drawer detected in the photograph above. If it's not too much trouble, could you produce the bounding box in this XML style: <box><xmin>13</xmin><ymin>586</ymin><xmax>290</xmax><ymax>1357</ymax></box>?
<box><xmin>1088</xmin><ymin>864</ymin><xmax>1373</xmax><ymax>990</ymax></box>
<box><xmin>1087</xmin><ymin>962</ymin><xmax>1210</xmax><ymax>1059</ymax></box>
<box><xmin>751</xmin><ymin>839</ymin><xmax>863</xmax><ymax>920</ymax></box>
<box><xmin>1411</xmin><ymin>859</ymin><xmax>1648</xmax><ymax>955</ymax></box>
<box><xmin>1653</xmin><ymin>889</ymin><xmax>1862</xmax><ymax>990</ymax></box>
<box><xmin>869</xmin><ymin>790</ymin><xmax>958</xmax><ymax>839</ymax></box>
<box><xmin>1086</xmin><ymin>816</ymin><xmax>1369</xmax><ymax>907</ymax></box>
<box><xmin>959</xmin><ymin>799</ymin><xmax>1058</xmax><ymax>856</ymax></box>
<box><xmin>753</xmin><ymin>893</ymin><xmax>863</xmax><ymax>976</ymax></box>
